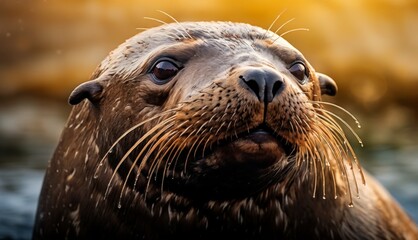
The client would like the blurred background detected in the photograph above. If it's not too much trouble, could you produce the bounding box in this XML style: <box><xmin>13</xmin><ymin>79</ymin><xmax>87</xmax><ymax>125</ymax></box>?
<box><xmin>0</xmin><ymin>0</ymin><xmax>417</xmax><ymax>239</ymax></box>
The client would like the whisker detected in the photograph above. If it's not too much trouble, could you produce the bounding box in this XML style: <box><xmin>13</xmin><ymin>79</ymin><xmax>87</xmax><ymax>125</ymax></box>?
<box><xmin>273</xmin><ymin>18</ymin><xmax>295</xmax><ymax>35</ymax></box>
<box><xmin>182</xmin><ymin>131</ymin><xmax>205</xmax><ymax>174</ymax></box>
<box><xmin>306</xmin><ymin>144</ymin><xmax>318</xmax><ymax>198</ymax></box>
<box><xmin>312</xmin><ymin>112</ymin><xmax>361</xmax><ymax>204</ymax></box>
<box><xmin>301</xmin><ymin>102</ymin><xmax>364</xmax><ymax>203</ymax></box>
<box><xmin>313</xmin><ymin>114</ymin><xmax>346</xmax><ymax>149</ymax></box>
<box><xmin>117</xmin><ymin>121</ymin><xmax>176</xmax><ymax>207</ymax></box>
<box><xmin>156</xmin><ymin>10</ymin><xmax>193</xmax><ymax>39</ymax></box>
<box><xmin>144</xmin><ymin>131</ymin><xmax>177</xmax><ymax>182</ymax></box>
<box><xmin>262</xmin><ymin>9</ymin><xmax>287</xmax><ymax>39</ymax></box>
<box><xmin>165</xmin><ymin>138</ymin><xmax>184</xmax><ymax>178</ymax></box>
<box><xmin>95</xmin><ymin>110</ymin><xmax>177</xmax><ymax>179</ymax></box>
<box><xmin>288</xmin><ymin>120</ymin><xmax>296</xmax><ymax>134</ymax></box>
<box><xmin>181</xmin><ymin>129</ymin><xmax>198</xmax><ymax>172</ymax></box>
<box><xmin>350</xmin><ymin>159</ymin><xmax>360</xmax><ymax>199</ymax></box>
<box><xmin>311</xmin><ymin>127</ymin><xmax>341</xmax><ymax>199</ymax></box>
<box><xmin>155</xmin><ymin>135</ymin><xmax>178</xmax><ymax>176</ymax></box>
<box><xmin>167</xmin><ymin>124</ymin><xmax>197</xmax><ymax>176</ymax></box>
<box><xmin>195</xmin><ymin>121</ymin><xmax>209</xmax><ymax>136</ymax></box>
<box><xmin>156</xmin><ymin>133</ymin><xmax>187</xmax><ymax>188</ymax></box>
<box><xmin>178</xmin><ymin>122</ymin><xmax>194</xmax><ymax>138</ymax></box>
<box><xmin>328</xmin><ymin>158</ymin><xmax>338</xmax><ymax>199</ymax></box>
<box><xmin>310</xmin><ymin>100</ymin><xmax>361</xmax><ymax>128</ymax></box>
<box><xmin>143</xmin><ymin>16</ymin><xmax>169</xmax><ymax>26</ymax></box>
<box><xmin>319</xmin><ymin>108</ymin><xmax>363</xmax><ymax>147</ymax></box>
<box><xmin>132</xmin><ymin>121</ymin><xmax>176</xmax><ymax>178</ymax></box>
<box><xmin>314</xmin><ymin>113</ymin><xmax>357</xmax><ymax>174</ymax></box>
<box><xmin>106</xmin><ymin>116</ymin><xmax>175</xmax><ymax>199</ymax></box>
<box><xmin>144</xmin><ymin>131</ymin><xmax>179</xmax><ymax>196</ymax></box>
<box><xmin>309</xmin><ymin>105</ymin><xmax>358</xmax><ymax>147</ymax></box>
<box><xmin>193</xmin><ymin>131</ymin><xmax>209</xmax><ymax>159</ymax></box>
<box><xmin>280</xmin><ymin>28</ymin><xmax>309</xmax><ymax>37</ymax></box>
<box><xmin>311</xmin><ymin>144</ymin><xmax>327</xmax><ymax>200</ymax></box>
<box><xmin>214</xmin><ymin>122</ymin><xmax>226</xmax><ymax>136</ymax></box>
<box><xmin>314</xmin><ymin>124</ymin><xmax>345</xmax><ymax>166</ymax></box>
<box><xmin>201</xmin><ymin>135</ymin><xmax>215</xmax><ymax>159</ymax></box>
<box><xmin>269</xmin><ymin>17</ymin><xmax>299</xmax><ymax>45</ymax></box>
<box><xmin>167</xmin><ymin>140</ymin><xmax>187</xmax><ymax>178</ymax></box>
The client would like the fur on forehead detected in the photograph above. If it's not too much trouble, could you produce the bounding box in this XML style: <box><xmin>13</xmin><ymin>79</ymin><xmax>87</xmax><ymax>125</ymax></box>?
<box><xmin>95</xmin><ymin>21</ymin><xmax>298</xmax><ymax>77</ymax></box>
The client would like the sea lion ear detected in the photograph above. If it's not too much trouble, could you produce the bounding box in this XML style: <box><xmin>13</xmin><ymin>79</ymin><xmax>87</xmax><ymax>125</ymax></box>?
<box><xmin>68</xmin><ymin>78</ymin><xmax>104</xmax><ymax>105</ymax></box>
<box><xmin>317</xmin><ymin>73</ymin><xmax>338</xmax><ymax>96</ymax></box>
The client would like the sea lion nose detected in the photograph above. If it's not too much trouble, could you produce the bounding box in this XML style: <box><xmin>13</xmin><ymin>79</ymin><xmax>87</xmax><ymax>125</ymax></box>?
<box><xmin>239</xmin><ymin>68</ymin><xmax>284</xmax><ymax>103</ymax></box>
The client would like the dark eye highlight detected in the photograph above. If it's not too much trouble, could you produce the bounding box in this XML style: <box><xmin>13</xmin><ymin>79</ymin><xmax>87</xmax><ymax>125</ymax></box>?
<box><xmin>149</xmin><ymin>58</ymin><xmax>181</xmax><ymax>84</ymax></box>
<box><xmin>288</xmin><ymin>62</ymin><xmax>308</xmax><ymax>84</ymax></box>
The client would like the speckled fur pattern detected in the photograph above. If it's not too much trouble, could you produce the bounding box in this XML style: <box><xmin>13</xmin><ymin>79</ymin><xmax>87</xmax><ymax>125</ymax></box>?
<box><xmin>33</xmin><ymin>21</ymin><xmax>418</xmax><ymax>239</ymax></box>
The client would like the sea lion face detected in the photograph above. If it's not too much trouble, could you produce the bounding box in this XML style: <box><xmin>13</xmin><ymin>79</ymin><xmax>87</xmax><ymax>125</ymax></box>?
<box><xmin>70</xmin><ymin>22</ymin><xmax>343</xmax><ymax>202</ymax></box>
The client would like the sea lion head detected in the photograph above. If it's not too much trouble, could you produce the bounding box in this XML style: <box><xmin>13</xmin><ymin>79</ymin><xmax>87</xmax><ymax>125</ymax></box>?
<box><xmin>68</xmin><ymin>21</ymin><xmax>357</xmax><ymax>207</ymax></box>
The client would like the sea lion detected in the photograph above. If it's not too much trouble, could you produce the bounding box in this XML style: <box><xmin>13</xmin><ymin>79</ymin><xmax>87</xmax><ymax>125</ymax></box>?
<box><xmin>32</xmin><ymin>21</ymin><xmax>418</xmax><ymax>239</ymax></box>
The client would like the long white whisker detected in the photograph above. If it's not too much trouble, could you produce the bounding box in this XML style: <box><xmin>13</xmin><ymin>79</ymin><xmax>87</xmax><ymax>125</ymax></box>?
<box><xmin>280</xmin><ymin>28</ymin><xmax>309</xmax><ymax>37</ymax></box>
<box><xmin>143</xmin><ymin>16</ymin><xmax>168</xmax><ymax>26</ymax></box>
<box><xmin>273</xmin><ymin>18</ymin><xmax>295</xmax><ymax>35</ymax></box>
<box><xmin>262</xmin><ymin>9</ymin><xmax>287</xmax><ymax>39</ymax></box>
<box><xmin>319</xmin><ymin>109</ymin><xmax>364</xmax><ymax>147</ymax></box>
<box><xmin>157</xmin><ymin>10</ymin><xmax>193</xmax><ymax>39</ymax></box>
<box><xmin>310</xmin><ymin>100</ymin><xmax>361</xmax><ymax>128</ymax></box>
<box><xmin>104</xmin><ymin>116</ymin><xmax>175</xmax><ymax>197</ymax></box>
<box><xmin>94</xmin><ymin>110</ymin><xmax>177</xmax><ymax>179</ymax></box>
<box><xmin>117</xmin><ymin>121</ymin><xmax>175</xmax><ymax>207</ymax></box>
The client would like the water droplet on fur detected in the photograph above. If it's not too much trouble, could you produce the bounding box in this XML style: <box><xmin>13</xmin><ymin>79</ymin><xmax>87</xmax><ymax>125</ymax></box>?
<box><xmin>348</xmin><ymin>202</ymin><xmax>354</xmax><ymax>208</ymax></box>
<box><xmin>117</xmin><ymin>202</ymin><xmax>122</xmax><ymax>209</ymax></box>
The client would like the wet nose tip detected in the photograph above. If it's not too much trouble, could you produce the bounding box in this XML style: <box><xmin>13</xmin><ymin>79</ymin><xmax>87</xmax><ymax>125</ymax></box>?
<box><xmin>239</xmin><ymin>68</ymin><xmax>284</xmax><ymax>103</ymax></box>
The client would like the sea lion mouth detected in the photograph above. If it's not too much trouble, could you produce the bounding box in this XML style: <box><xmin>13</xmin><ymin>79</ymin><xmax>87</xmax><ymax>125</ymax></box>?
<box><xmin>163</xmin><ymin>124</ymin><xmax>296</xmax><ymax>200</ymax></box>
<box><xmin>238</xmin><ymin>125</ymin><xmax>295</xmax><ymax>157</ymax></box>
<box><xmin>193</xmin><ymin>123</ymin><xmax>295</xmax><ymax>168</ymax></box>
<box><xmin>160</xmin><ymin>124</ymin><xmax>295</xmax><ymax>199</ymax></box>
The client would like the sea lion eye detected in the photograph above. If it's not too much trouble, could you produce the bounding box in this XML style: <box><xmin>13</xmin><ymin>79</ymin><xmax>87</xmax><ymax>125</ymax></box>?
<box><xmin>150</xmin><ymin>59</ymin><xmax>181</xmax><ymax>84</ymax></box>
<box><xmin>289</xmin><ymin>62</ymin><xmax>308</xmax><ymax>84</ymax></box>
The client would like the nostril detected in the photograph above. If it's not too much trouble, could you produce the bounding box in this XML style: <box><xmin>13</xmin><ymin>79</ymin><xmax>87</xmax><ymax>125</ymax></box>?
<box><xmin>243</xmin><ymin>79</ymin><xmax>260</xmax><ymax>100</ymax></box>
<box><xmin>272</xmin><ymin>81</ymin><xmax>283</xmax><ymax>97</ymax></box>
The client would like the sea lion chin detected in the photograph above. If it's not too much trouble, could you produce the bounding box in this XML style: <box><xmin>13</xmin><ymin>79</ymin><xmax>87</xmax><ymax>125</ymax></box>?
<box><xmin>33</xmin><ymin>21</ymin><xmax>418</xmax><ymax>239</ymax></box>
